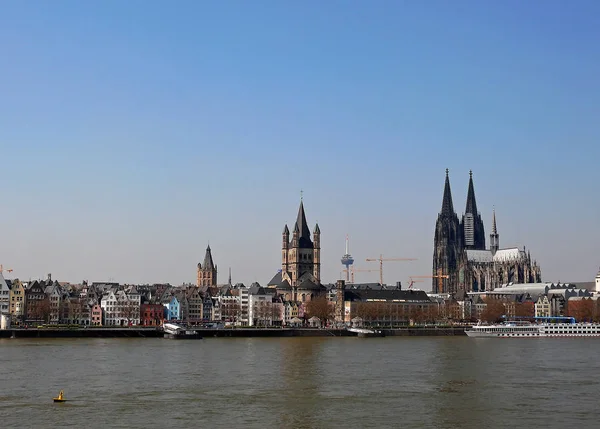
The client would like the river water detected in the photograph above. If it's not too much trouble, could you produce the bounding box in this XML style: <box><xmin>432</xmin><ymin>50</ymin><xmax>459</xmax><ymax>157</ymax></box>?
<box><xmin>0</xmin><ymin>337</ymin><xmax>598</xmax><ymax>428</ymax></box>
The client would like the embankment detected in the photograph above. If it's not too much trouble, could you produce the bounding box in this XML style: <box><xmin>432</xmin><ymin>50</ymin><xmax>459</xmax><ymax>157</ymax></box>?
<box><xmin>1</xmin><ymin>326</ymin><xmax>467</xmax><ymax>339</ymax></box>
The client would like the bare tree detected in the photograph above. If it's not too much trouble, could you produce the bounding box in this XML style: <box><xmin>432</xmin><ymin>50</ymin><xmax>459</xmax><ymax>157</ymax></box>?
<box><xmin>480</xmin><ymin>298</ymin><xmax>505</xmax><ymax>323</ymax></box>
<box><xmin>121</xmin><ymin>299</ymin><xmax>140</xmax><ymax>326</ymax></box>
<box><xmin>567</xmin><ymin>299</ymin><xmax>595</xmax><ymax>322</ymax></box>
<box><xmin>514</xmin><ymin>302</ymin><xmax>534</xmax><ymax>318</ymax></box>
<box><xmin>35</xmin><ymin>300</ymin><xmax>52</xmax><ymax>324</ymax></box>
<box><xmin>305</xmin><ymin>295</ymin><xmax>334</xmax><ymax>324</ymax></box>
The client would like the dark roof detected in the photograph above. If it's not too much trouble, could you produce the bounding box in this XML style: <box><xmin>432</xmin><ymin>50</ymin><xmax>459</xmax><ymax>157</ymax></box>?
<box><xmin>202</xmin><ymin>245</ymin><xmax>216</xmax><ymax>271</ymax></box>
<box><xmin>348</xmin><ymin>283</ymin><xmax>383</xmax><ymax>290</ymax></box>
<box><xmin>297</xmin><ymin>278</ymin><xmax>325</xmax><ymax>291</ymax></box>
<box><xmin>248</xmin><ymin>285</ymin><xmax>276</xmax><ymax>296</ymax></box>
<box><xmin>344</xmin><ymin>289</ymin><xmax>431</xmax><ymax>303</ymax></box>
<box><xmin>567</xmin><ymin>281</ymin><xmax>595</xmax><ymax>291</ymax></box>
<box><xmin>267</xmin><ymin>271</ymin><xmax>282</xmax><ymax>286</ymax></box>
<box><xmin>295</xmin><ymin>201</ymin><xmax>313</xmax><ymax>248</ymax></box>
<box><xmin>278</xmin><ymin>280</ymin><xmax>292</xmax><ymax>290</ymax></box>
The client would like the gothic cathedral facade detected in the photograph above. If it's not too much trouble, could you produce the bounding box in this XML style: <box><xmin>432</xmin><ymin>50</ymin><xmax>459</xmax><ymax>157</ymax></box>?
<box><xmin>432</xmin><ymin>170</ymin><xmax>541</xmax><ymax>294</ymax></box>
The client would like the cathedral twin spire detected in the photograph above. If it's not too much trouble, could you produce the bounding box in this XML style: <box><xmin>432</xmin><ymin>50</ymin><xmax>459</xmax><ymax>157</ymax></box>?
<box><xmin>440</xmin><ymin>168</ymin><xmax>455</xmax><ymax>216</ymax></box>
<box><xmin>465</xmin><ymin>170</ymin><xmax>478</xmax><ymax>216</ymax></box>
<box><xmin>440</xmin><ymin>169</ymin><xmax>487</xmax><ymax>250</ymax></box>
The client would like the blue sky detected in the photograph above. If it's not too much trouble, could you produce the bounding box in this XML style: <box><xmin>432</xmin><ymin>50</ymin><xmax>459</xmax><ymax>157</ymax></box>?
<box><xmin>1</xmin><ymin>1</ymin><xmax>599</xmax><ymax>287</ymax></box>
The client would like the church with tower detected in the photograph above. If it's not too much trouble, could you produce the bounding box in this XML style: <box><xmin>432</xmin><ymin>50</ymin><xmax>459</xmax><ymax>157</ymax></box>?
<box><xmin>197</xmin><ymin>245</ymin><xmax>217</xmax><ymax>287</ymax></box>
<box><xmin>267</xmin><ymin>198</ymin><xmax>326</xmax><ymax>302</ymax></box>
<box><xmin>433</xmin><ymin>169</ymin><xmax>542</xmax><ymax>294</ymax></box>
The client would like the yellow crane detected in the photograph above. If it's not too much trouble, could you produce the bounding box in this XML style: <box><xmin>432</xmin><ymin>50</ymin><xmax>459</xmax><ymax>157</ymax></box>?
<box><xmin>365</xmin><ymin>254</ymin><xmax>417</xmax><ymax>285</ymax></box>
<box><xmin>342</xmin><ymin>267</ymin><xmax>379</xmax><ymax>283</ymax></box>
<box><xmin>409</xmin><ymin>275</ymin><xmax>450</xmax><ymax>292</ymax></box>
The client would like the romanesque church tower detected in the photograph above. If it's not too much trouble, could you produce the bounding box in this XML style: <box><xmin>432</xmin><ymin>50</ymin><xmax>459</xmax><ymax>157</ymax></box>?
<box><xmin>432</xmin><ymin>169</ymin><xmax>462</xmax><ymax>294</ymax></box>
<box><xmin>281</xmin><ymin>199</ymin><xmax>321</xmax><ymax>287</ymax></box>
<box><xmin>197</xmin><ymin>244</ymin><xmax>217</xmax><ymax>287</ymax></box>
<box><xmin>460</xmin><ymin>170</ymin><xmax>486</xmax><ymax>250</ymax></box>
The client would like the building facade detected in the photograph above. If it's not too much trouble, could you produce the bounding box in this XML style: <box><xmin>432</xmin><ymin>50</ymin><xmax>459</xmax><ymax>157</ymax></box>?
<box><xmin>432</xmin><ymin>170</ymin><xmax>542</xmax><ymax>294</ymax></box>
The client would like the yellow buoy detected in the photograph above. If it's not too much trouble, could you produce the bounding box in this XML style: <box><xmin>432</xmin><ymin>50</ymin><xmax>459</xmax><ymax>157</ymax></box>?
<box><xmin>53</xmin><ymin>390</ymin><xmax>66</xmax><ymax>403</ymax></box>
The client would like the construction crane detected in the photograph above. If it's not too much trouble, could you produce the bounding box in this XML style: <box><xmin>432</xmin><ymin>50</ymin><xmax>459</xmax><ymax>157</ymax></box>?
<box><xmin>342</xmin><ymin>267</ymin><xmax>379</xmax><ymax>284</ymax></box>
<box><xmin>0</xmin><ymin>264</ymin><xmax>13</xmax><ymax>274</ymax></box>
<box><xmin>408</xmin><ymin>279</ymin><xmax>424</xmax><ymax>289</ymax></box>
<box><xmin>409</xmin><ymin>275</ymin><xmax>450</xmax><ymax>292</ymax></box>
<box><xmin>365</xmin><ymin>254</ymin><xmax>417</xmax><ymax>285</ymax></box>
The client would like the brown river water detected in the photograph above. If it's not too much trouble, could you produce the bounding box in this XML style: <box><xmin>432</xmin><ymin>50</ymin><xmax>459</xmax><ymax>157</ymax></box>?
<box><xmin>1</xmin><ymin>337</ymin><xmax>599</xmax><ymax>428</ymax></box>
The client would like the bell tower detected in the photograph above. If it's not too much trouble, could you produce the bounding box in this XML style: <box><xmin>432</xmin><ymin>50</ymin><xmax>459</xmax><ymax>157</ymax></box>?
<box><xmin>281</xmin><ymin>196</ymin><xmax>319</xmax><ymax>287</ymax></box>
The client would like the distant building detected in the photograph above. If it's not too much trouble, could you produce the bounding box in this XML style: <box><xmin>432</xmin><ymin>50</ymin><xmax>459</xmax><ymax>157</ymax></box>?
<box><xmin>140</xmin><ymin>303</ymin><xmax>163</xmax><ymax>326</ymax></box>
<box><xmin>197</xmin><ymin>245</ymin><xmax>217</xmax><ymax>287</ymax></box>
<box><xmin>267</xmin><ymin>198</ymin><xmax>326</xmax><ymax>303</ymax></box>
<box><xmin>91</xmin><ymin>305</ymin><xmax>103</xmax><ymax>326</ymax></box>
<box><xmin>432</xmin><ymin>169</ymin><xmax>541</xmax><ymax>294</ymax></box>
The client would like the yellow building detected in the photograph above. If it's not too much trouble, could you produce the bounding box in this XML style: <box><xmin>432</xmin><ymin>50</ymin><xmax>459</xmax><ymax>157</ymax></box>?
<box><xmin>9</xmin><ymin>279</ymin><xmax>25</xmax><ymax>324</ymax></box>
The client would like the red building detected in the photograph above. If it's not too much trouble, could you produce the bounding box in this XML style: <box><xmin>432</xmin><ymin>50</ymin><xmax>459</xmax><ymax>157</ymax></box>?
<box><xmin>141</xmin><ymin>304</ymin><xmax>165</xmax><ymax>326</ymax></box>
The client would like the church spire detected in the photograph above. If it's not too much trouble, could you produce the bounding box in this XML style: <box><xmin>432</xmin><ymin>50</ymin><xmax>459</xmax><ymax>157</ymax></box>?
<box><xmin>441</xmin><ymin>168</ymin><xmax>455</xmax><ymax>215</ymax></box>
<box><xmin>490</xmin><ymin>208</ymin><xmax>499</xmax><ymax>255</ymax></box>
<box><xmin>465</xmin><ymin>170</ymin><xmax>478</xmax><ymax>215</ymax></box>
<box><xmin>296</xmin><ymin>198</ymin><xmax>313</xmax><ymax>248</ymax></box>
<box><xmin>203</xmin><ymin>244</ymin><xmax>215</xmax><ymax>271</ymax></box>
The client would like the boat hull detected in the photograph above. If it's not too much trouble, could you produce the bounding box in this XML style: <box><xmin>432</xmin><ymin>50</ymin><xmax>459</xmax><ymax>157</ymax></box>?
<box><xmin>164</xmin><ymin>332</ymin><xmax>203</xmax><ymax>340</ymax></box>
<box><xmin>466</xmin><ymin>322</ymin><xmax>600</xmax><ymax>338</ymax></box>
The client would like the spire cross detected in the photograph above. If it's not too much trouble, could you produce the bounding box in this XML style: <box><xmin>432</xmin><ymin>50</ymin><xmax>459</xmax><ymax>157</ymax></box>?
<box><xmin>300</xmin><ymin>189</ymin><xmax>303</xmax><ymax>201</ymax></box>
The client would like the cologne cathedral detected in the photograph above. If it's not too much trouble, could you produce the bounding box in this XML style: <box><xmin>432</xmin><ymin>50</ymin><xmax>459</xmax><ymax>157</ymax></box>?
<box><xmin>432</xmin><ymin>169</ymin><xmax>542</xmax><ymax>294</ymax></box>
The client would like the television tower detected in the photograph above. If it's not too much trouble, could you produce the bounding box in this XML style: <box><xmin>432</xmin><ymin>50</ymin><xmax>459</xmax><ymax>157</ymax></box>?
<box><xmin>340</xmin><ymin>235</ymin><xmax>355</xmax><ymax>282</ymax></box>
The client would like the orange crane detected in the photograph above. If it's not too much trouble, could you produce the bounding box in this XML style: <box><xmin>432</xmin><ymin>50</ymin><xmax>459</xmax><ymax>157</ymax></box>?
<box><xmin>408</xmin><ymin>279</ymin><xmax>424</xmax><ymax>289</ymax></box>
<box><xmin>342</xmin><ymin>267</ymin><xmax>379</xmax><ymax>283</ymax></box>
<box><xmin>365</xmin><ymin>254</ymin><xmax>417</xmax><ymax>285</ymax></box>
<box><xmin>409</xmin><ymin>275</ymin><xmax>449</xmax><ymax>292</ymax></box>
<box><xmin>0</xmin><ymin>265</ymin><xmax>13</xmax><ymax>274</ymax></box>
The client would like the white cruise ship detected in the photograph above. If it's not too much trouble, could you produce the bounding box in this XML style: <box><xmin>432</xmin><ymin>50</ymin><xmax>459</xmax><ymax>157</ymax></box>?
<box><xmin>465</xmin><ymin>317</ymin><xmax>600</xmax><ymax>338</ymax></box>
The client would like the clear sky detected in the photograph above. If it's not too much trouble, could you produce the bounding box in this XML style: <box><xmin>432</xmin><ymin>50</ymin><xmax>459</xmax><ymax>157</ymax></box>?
<box><xmin>1</xmin><ymin>1</ymin><xmax>599</xmax><ymax>288</ymax></box>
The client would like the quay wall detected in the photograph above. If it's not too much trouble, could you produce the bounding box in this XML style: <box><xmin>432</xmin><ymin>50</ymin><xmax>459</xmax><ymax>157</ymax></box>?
<box><xmin>0</xmin><ymin>327</ymin><xmax>163</xmax><ymax>338</ymax></box>
<box><xmin>1</xmin><ymin>326</ymin><xmax>467</xmax><ymax>339</ymax></box>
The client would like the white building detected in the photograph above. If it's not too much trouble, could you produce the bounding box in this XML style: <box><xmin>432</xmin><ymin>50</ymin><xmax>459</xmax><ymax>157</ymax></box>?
<box><xmin>101</xmin><ymin>291</ymin><xmax>118</xmax><ymax>326</ymax></box>
<box><xmin>248</xmin><ymin>284</ymin><xmax>277</xmax><ymax>326</ymax></box>
<box><xmin>596</xmin><ymin>268</ymin><xmax>600</xmax><ymax>293</ymax></box>
<box><xmin>0</xmin><ymin>273</ymin><xmax>10</xmax><ymax>316</ymax></box>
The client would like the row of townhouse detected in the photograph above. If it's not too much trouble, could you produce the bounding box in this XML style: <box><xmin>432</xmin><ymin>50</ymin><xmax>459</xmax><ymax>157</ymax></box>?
<box><xmin>0</xmin><ymin>273</ymin><xmax>102</xmax><ymax>326</ymax></box>
<box><xmin>2</xmin><ymin>273</ymin><xmax>440</xmax><ymax>328</ymax></box>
